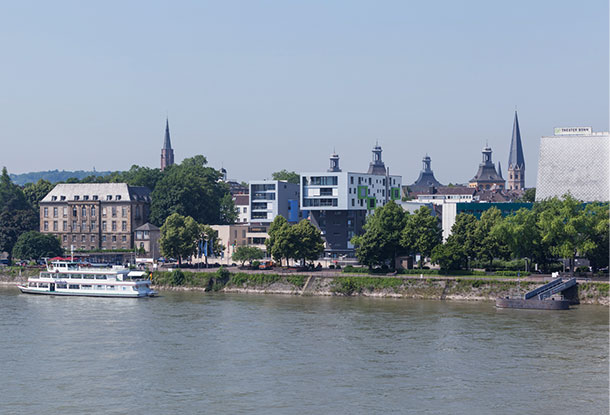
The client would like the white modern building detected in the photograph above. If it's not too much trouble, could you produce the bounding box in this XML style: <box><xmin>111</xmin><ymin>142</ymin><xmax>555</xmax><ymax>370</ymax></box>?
<box><xmin>300</xmin><ymin>146</ymin><xmax>402</xmax><ymax>255</ymax></box>
<box><xmin>536</xmin><ymin>127</ymin><xmax>609</xmax><ymax>202</ymax></box>
<box><xmin>249</xmin><ymin>180</ymin><xmax>301</xmax><ymax>224</ymax></box>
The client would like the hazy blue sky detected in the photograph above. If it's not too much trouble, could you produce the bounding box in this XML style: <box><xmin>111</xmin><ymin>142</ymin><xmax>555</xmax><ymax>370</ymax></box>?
<box><xmin>1</xmin><ymin>0</ymin><xmax>608</xmax><ymax>187</ymax></box>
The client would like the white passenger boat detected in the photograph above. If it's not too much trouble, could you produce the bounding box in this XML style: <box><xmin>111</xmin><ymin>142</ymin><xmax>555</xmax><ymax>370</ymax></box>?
<box><xmin>18</xmin><ymin>258</ymin><xmax>157</xmax><ymax>298</ymax></box>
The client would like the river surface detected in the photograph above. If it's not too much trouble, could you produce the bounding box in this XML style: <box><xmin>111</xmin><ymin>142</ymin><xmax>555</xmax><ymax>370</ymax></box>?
<box><xmin>1</xmin><ymin>286</ymin><xmax>608</xmax><ymax>415</ymax></box>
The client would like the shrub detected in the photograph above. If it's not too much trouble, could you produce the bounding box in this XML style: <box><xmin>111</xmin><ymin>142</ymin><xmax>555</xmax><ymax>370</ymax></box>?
<box><xmin>171</xmin><ymin>269</ymin><xmax>185</xmax><ymax>286</ymax></box>
<box><xmin>494</xmin><ymin>271</ymin><xmax>530</xmax><ymax>277</ymax></box>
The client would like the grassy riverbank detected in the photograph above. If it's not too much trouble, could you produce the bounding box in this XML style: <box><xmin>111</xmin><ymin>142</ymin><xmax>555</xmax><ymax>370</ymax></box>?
<box><xmin>2</xmin><ymin>268</ymin><xmax>607</xmax><ymax>305</ymax></box>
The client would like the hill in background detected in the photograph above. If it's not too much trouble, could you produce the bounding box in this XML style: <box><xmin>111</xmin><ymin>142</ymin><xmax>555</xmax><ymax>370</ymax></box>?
<box><xmin>10</xmin><ymin>170</ymin><xmax>115</xmax><ymax>186</ymax></box>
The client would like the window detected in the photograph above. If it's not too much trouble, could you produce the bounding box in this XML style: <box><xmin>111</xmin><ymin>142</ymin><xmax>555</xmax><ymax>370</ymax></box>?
<box><xmin>74</xmin><ymin>195</ymin><xmax>79</xmax><ymax>201</ymax></box>
<box><xmin>91</xmin><ymin>206</ymin><xmax>96</xmax><ymax>217</ymax></box>
<box><xmin>309</xmin><ymin>176</ymin><xmax>338</xmax><ymax>186</ymax></box>
<box><xmin>83</xmin><ymin>195</ymin><xmax>89</xmax><ymax>200</ymax></box>
<box><xmin>72</xmin><ymin>220</ymin><xmax>77</xmax><ymax>230</ymax></box>
<box><xmin>106</xmin><ymin>195</ymin><xmax>112</xmax><ymax>201</ymax></box>
<box><xmin>82</xmin><ymin>206</ymin><xmax>86</xmax><ymax>217</ymax></box>
<box><xmin>244</xmin><ymin>207</ymin><xmax>247</xmax><ymax>213</ymax></box>
<box><xmin>91</xmin><ymin>220</ymin><xmax>96</xmax><ymax>229</ymax></box>
<box><xmin>63</xmin><ymin>235</ymin><xmax>67</xmax><ymax>242</ymax></box>
<box><xmin>112</xmin><ymin>235</ymin><xmax>116</xmax><ymax>242</ymax></box>
<box><xmin>43</xmin><ymin>221</ymin><xmax>48</xmax><ymax>231</ymax></box>
<box><xmin>116</xmin><ymin>195</ymin><xmax>121</xmax><ymax>201</ymax></box>
<box><xmin>51</xmin><ymin>196</ymin><xmax>57</xmax><ymax>201</ymax></box>
<box><xmin>44</xmin><ymin>207</ymin><xmax>48</xmax><ymax>217</ymax></box>
<box><xmin>72</xmin><ymin>235</ymin><xmax>76</xmax><ymax>242</ymax></box>
<box><xmin>60</xmin><ymin>196</ymin><xmax>66</xmax><ymax>201</ymax></box>
<box><xmin>122</xmin><ymin>221</ymin><xmax>127</xmax><ymax>231</ymax></box>
<box><xmin>53</xmin><ymin>221</ymin><xmax>58</xmax><ymax>231</ymax></box>
<box><xmin>82</xmin><ymin>220</ymin><xmax>86</xmax><ymax>230</ymax></box>
<box><xmin>63</xmin><ymin>207</ymin><xmax>67</xmax><ymax>217</ymax></box>
<box><xmin>102</xmin><ymin>235</ymin><xmax>107</xmax><ymax>242</ymax></box>
<box><xmin>102</xmin><ymin>207</ymin><xmax>106</xmax><ymax>217</ymax></box>
<box><xmin>92</xmin><ymin>195</ymin><xmax>98</xmax><ymax>201</ymax></box>
<box><xmin>135</xmin><ymin>206</ymin><xmax>141</xmax><ymax>218</ymax></box>
<box><xmin>111</xmin><ymin>207</ymin><xmax>116</xmax><ymax>217</ymax></box>
<box><xmin>122</xmin><ymin>235</ymin><xmax>126</xmax><ymax>242</ymax></box>
<box><xmin>102</xmin><ymin>221</ymin><xmax>107</xmax><ymax>231</ymax></box>
<box><xmin>72</xmin><ymin>207</ymin><xmax>77</xmax><ymax>217</ymax></box>
<box><xmin>320</xmin><ymin>188</ymin><xmax>333</xmax><ymax>196</ymax></box>
<box><xmin>112</xmin><ymin>221</ymin><xmax>117</xmax><ymax>231</ymax></box>
<box><xmin>81</xmin><ymin>235</ymin><xmax>86</xmax><ymax>242</ymax></box>
<box><xmin>63</xmin><ymin>221</ymin><xmax>67</xmax><ymax>231</ymax></box>
<box><xmin>122</xmin><ymin>207</ymin><xmax>127</xmax><ymax>217</ymax></box>
<box><xmin>53</xmin><ymin>207</ymin><xmax>58</xmax><ymax>217</ymax></box>
<box><xmin>91</xmin><ymin>235</ymin><xmax>95</xmax><ymax>242</ymax></box>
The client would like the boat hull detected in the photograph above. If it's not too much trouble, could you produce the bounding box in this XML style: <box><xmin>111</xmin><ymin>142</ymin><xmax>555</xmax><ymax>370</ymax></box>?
<box><xmin>17</xmin><ymin>286</ymin><xmax>155</xmax><ymax>298</ymax></box>
<box><xmin>495</xmin><ymin>297</ymin><xmax>570</xmax><ymax>310</ymax></box>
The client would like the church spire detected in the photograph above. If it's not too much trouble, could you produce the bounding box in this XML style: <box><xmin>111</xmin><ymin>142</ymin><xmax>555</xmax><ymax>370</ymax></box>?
<box><xmin>163</xmin><ymin>118</ymin><xmax>172</xmax><ymax>150</ymax></box>
<box><xmin>507</xmin><ymin>111</ymin><xmax>525</xmax><ymax>190</ymax></box>
<box><xmin>161</xmin><ymin>118</ymin><xmax>175</xmax><ymax>170</ymax></box>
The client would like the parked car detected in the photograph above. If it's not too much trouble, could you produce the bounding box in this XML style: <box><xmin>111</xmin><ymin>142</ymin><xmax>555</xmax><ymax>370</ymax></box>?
<box><xmin>259</xmin><ymin>260</ymin><xmax>274</xmax><ymax>270</ymax></box>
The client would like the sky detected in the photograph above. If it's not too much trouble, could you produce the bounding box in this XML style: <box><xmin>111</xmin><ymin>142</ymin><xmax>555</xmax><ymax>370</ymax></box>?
<box><xmin>1</xmin><ymin>0</ymin><xmax>608</xmax><ymax>187</ymax></box>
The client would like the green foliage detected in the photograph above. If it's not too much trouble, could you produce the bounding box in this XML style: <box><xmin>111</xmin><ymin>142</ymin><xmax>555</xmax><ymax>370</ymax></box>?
<box><xmin>159</xmin><ymin>213</ymin><xmax>200</xmax><ymax>265</ymax></box>
<box><xmin>232</xmin><ymin>246</ymin><xmax>265</xmax><ymax>266</ymax></box>
<box><xmin>474</xmin><ymin>207</ymin><xmax>510</xmax><ymax>267</ymax></box>
<box><xmin>332</xmin><ymin>276</ymin><xmax>404</xmax><ymax>295</ymax></box>
<box><xmin>493</xmin><ymin>270</ymin><xmax>530</xmax><ymax>277</ymax></box>
<box><xmin>352</xmin><ymin>201</ymin><xmax>408</xmax><ymax>269</ymax></box>
<box><xmin>522</xmin><ymin>188</ymin><xmax>536</xmax><ymax>202</ymax></box>
<box><xmin>271</xmin><ymin>170</ymin><xmax>300</xmax><ymax>184</ymax></box>
<box><xmin>286</xmin><ymin>276</ymin><xmax>306</xmax><ymax>288</ymax></box>
<box><xmin>22</xmin><ymin>179</ymin><xmax>54</xmax><ymax>210</ymax></box>
<box><xmin>431</xmin><ymin>240</ymin><xmax>468</xmax><ymax>271</ymax></box>
<box><xmin>171</xmin><ymin>269</ymin><xmax>185</xmax><ymax>285</ymax></box>
<box><xmin>9</xmin><ymin>170</ymin><xmax>113</xmax><ymax>186</ymax></box>
<box><xmin>149</xmin><ymin>155</ymin><xmax>232</xmax><ymax>226</ymax></box>
<box><xmin>12</xmin><ymin>231</ymin><xmax>62</xmax><ymax>260</ymax></box>
<box><xmin>400</xmin><ymin>206</ymin><xmax>442</xmax><ymax>268</ymax></box>
<box><xmin>266</xmin><ymin>217</ymin><xmax>324</xmax><ymax>265</ymax></box>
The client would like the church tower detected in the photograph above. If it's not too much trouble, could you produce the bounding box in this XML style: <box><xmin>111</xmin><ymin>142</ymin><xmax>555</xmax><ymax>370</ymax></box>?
<box><xmin>161</xmin><ymin>118</ymin><xmax>175</xmax><ymax>171</ymax></box>
<box><xmin>367</xmin><ymin>142</ymin><xmax>387</xmax><ymax>175</ymax></box>
<box><xmin>507</xmin><ymin>111</ymin><xmax>525</xmax><ymax>190</ymax></box>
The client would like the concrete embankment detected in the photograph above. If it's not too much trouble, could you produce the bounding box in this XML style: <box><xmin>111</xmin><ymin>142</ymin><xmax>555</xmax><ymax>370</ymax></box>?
<box><xmin>2</xmin><ymin>270</ymin><xmax>608</xmax><ymax>306</ymax></box>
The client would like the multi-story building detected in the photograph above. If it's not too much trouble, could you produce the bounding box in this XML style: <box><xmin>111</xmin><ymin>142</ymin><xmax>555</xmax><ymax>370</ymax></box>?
<box><xmin>248</xmin><ymin>180</ymin><xmax>301</xmax><ymax>224</ymax></box>
<box><xmin>234</xmin><ymin>194</ymin><xmax>249</xmax><ymax>224</ymax></box>
<box><xmin>134</xmin><ymin>223</ymin><xmax>160</xmax><ymax>259</ymax></box>
<box><xmin>40</xmin><ymin>183</ymin><xmax>151</xmax><ymax>251</ymax></box>
<box><xmin>301</xmin><ymin>146</ymin><xmax>402</xmax><ymax>255</ymax></box>
<box><xmin>536</xmin><ymin>127</ymin><xmax>609</xmax><ymax>202</ymax></box>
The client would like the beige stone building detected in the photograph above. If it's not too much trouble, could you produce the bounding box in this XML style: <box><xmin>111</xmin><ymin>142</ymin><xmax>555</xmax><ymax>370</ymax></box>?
<box><xmin>39</xmin><ymin>183</ymin><xmax>151</xmax><ymax>251</ymax></box>
<box><xmin>134</xmin><ymin>223</ymin><xmax>161</xmax><ymax>259</ymax></box>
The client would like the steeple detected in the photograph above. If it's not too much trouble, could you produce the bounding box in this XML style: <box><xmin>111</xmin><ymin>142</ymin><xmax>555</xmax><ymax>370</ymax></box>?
<box><xmin>367</xmin><ymin>142</ymin><xmax>387</xmax><ymax>175</ymax></box>
<box><xmin>161</xmin><ymin>118</ymin><xmax>175</xmax><ymax>170</ymax></box>
<box><xmin>328</xmin><ymin>151</ymin><xmax>341</xmax><ymax>172</ymax></box>
<box><xmin>469</xmin><ymin>145</ymin><xmax>505</xmax><ymax>190</ymax></box>
<box><xmin>507</xmin><ymin>111</ymin><xmax>526</xmax><ymax>190</ymax></box>
<box><xmin>163</xmin><ymin>118</ymin><xmax>172</xmax><ymax>150</ymax></box>
<box><xmin>410</xmin><ymin>154</ymin><xmax>442</xmax><ymax>190</ymax></box>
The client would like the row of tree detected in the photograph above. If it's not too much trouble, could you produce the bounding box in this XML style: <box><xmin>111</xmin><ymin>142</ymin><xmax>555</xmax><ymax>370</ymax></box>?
<box><xmin>352</xmin><ymin>196</ymin><xmax>609</xmax><ymax>273</ymax></box>
<box><xmin>159</xmin><ymin>213</ymin><xmax>223</xmax><ymax>266</ymax></box>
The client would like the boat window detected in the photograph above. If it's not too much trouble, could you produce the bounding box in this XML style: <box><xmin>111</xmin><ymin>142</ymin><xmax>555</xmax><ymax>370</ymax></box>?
<box><xmin>81</xmin><ymin>285</ymin><xmax>92</xmax><ymax>289</ymax></box>
<box><xmin>96</xmin><ymin>285</ymin><xmax>104</xmax><ymax>289</ymax></box>
<box><xmin>84</xmin><ymin>275</ymin><xmax>95</xmax><ymax>279</ymax></box>
<box><xmin>69</xmin><ymin>284</ymin><xmax>80</xmax><ymax>289</ymax></box>
<box><xmin>107</xmin><ymin>286</ymin><xmax>116</xmax><ymax>290</ymax></box>
<box><xmin>39</xmin><ymin>283</ymin><xmax>49</xmax><ymax>288</ymax></box>
<box><xmin>133</xmin><ymin>286</ymin><xmax>139</xmax><ymax>291</ymax></box>
<box><xmin>57</xmin><ymin>283</ymin><xmax>67</xmax><ymax>289</ymax></box>
<box><xmin>95</xmin><ymin>275</ymin><xmax>107</xmax><ymax>280</ymax></box>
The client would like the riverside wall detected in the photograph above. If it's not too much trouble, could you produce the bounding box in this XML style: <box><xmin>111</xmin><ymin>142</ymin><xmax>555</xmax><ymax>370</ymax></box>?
<box><xmin>2</xmin><ymin>270</ymin><xmax>608</xmax><ymax>306</ymax></box>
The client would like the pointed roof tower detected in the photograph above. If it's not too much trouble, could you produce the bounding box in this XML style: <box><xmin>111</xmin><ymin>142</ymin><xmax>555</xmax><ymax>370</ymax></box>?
<box><xmin>163</xmin><ymin>118</ymin><xmax>172</xmax><ymax>150</ymax></box>
<box><xmin>410</xmin><ymin>154</ymin><xmax>443</xmax><ymax>190</ymax></box>
<box><xmin>367</xmin><ymin>142</ymin><xmax>387</xmax><ymax>175</ymax></box>
<box><xmin>508</xmin><ymin>111</ymin><xmax>525</xmax><ymax>170</ymax></box>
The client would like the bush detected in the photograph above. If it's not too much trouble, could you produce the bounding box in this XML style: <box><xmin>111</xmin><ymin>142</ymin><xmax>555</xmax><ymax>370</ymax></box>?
<box><xmin>494</xmin><ymin>271</ymin><xmax>531</xmax><ymax>277</ymax></box>
<box><xmin>171</xmin><ymin>269</ymin><xmax>185</xmax><ymax>285</ymax></box>
<box><xmin>342</xmin><ymin>266</ymin><xmax>371</xmax><ymax>274</ymax></box>
<box><xmin>251</xmin><ymin>260</ymin><xmax>261</xmax><ymax>269</ymax></box>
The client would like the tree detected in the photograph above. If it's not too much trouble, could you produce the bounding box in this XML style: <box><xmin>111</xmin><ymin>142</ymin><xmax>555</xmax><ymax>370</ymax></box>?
<box><xmin>232</xmin><ymin>246</ymin><xmax>265</xmax><ymax>266</ymax></box>
<box><xmin>198</xmin><ymin>224</ymin><xmax>224</xmax><ymax>265</ymax></box>
<box><xmin>351</xmin><ymin>201</ymin><xmax>408</xmax><ymax>269</ymax></box>
<box><xmin>150</xmin><ymin>155</ymin><xmax>232</xmax><ymax>226</ymax></box>
<box><xmin>447</xmin><ymin>213</ymin><xmax>478</xmax><ymax>261</ymax></box>
<box><xmin>12</xmin><ymin>231</ymin><xmax>62</xmax><ymax>260</ymax></box>
<box><xmin>522</xmin><ymin>188</ymin><xmax>536</xmax><ymax>202</ymax></box>
<box><xmin>0</xmin><ymin>209</ymin><xmax>39</xmax><ymax>263</ymax></box>
<box><xmin>583</xmin><ymin>203</ymin><xmax>609</xmax><ymax>271</ymax></box>
<box><xmin>539</xmin><ymin>196</ymin><xmax>608</xmax><ymax>275</ymax></box>
<box><xmin>287</xmin><ymin>220</ymin><xmax>324</xmax><ymax>265</ymax></box>
<box><xmin>271</xmin><ymin>170</ymin><xmax>300</xmax><ymax>184</ymax></box>
<box><xmin>400</xmin><ymin>206</ymin><xmax>442</xmax><ymax>268</ymax></box>
<box><xmin>492</xmin><ymin>207</ymin><xmax>548</xmax><ymax>271</ymax></box>
<box><xmin>219</xmin><ymin>193</ymin><xmax>238</xmax><ymax>224</ymax></box>
<box><xmin>266</xmin><ymin>215</ymin><xmax>289</xmax><ymax>266</ymax></box>
<box><xmin>0</xmin><ymin>167</ymin><xmax>30</xmax><ymax>212</ymax></box>
<box><xmin>159</xmin><ymin>213</ymin><xmax>200</xmax><ymax>266</ymax></box>
<box><xmin>23</xmin><ymin>179</ymin><xmax>54</xmax><ymax>210</ymax></box>
<box><xmin>473</xmin><ymin>207</ymin><xmax>510</xmax><ymax>268</ymax></box>
<box><xmin>431</xmin><ymin>239</ymin><xmax>467</xmax><ymax>271</ymax></box>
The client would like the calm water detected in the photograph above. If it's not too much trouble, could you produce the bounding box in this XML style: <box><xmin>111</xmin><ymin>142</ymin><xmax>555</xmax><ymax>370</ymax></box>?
<box><xmin>1</xmin><ymin>287</ymin><xmax>608</xmax><ymax>415</ymax></box>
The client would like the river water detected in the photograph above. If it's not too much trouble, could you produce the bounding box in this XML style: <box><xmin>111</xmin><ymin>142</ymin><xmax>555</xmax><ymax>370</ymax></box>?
<box><xmin>1</xmin><ymin>286</ymin><xmax>607</xmax><ymax>414</ymax></box>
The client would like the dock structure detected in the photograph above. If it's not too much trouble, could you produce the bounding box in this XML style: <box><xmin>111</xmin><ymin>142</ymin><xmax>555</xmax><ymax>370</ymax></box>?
<box><xmin>496</xmin><ymin>277</ymin><xmax>579</xmax><ymax>310</ymax></box>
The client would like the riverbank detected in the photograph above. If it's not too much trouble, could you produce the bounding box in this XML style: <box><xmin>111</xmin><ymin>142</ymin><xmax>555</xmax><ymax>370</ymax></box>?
<box><xmin>2</xmin><ymin>269</ymin><xmax>608</xmax><ymax>305</ymax></box>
